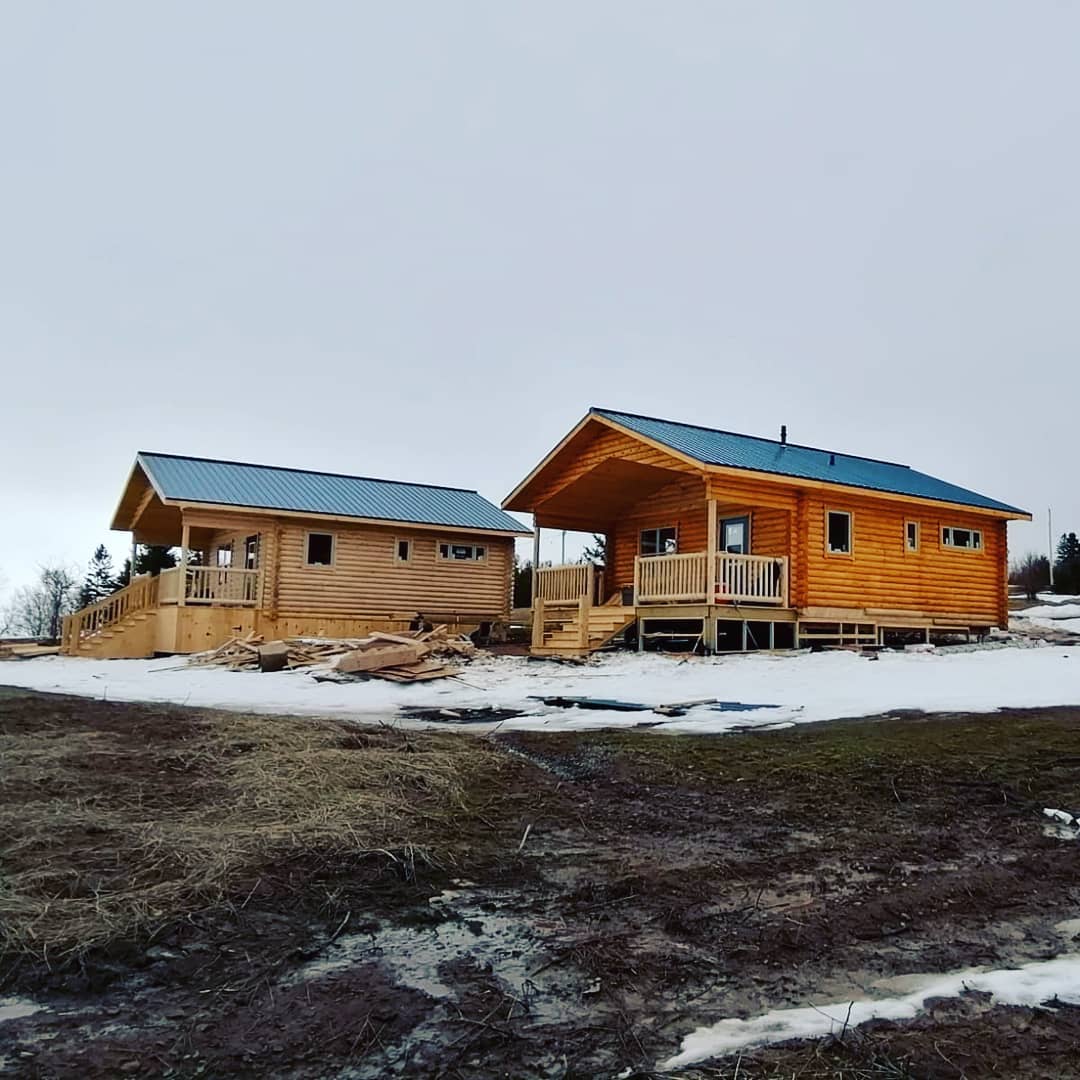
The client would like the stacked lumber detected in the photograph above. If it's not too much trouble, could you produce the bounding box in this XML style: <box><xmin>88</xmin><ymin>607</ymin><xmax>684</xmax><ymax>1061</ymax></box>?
<box><xmin>188</xmin><ymin>625</ymin><xmax>477</xmax><ymax>680</ymax></box>
<box><xmin>0</xmin><ymin>642</ymin><xmax>61</xmax><ymax>660</ymax></box>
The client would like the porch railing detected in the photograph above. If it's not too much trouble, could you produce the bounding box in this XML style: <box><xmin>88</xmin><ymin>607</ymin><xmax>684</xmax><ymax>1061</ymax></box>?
<box><xmin>535</xmin><ymin>563</ymin><xmax>598</xmax><ymax>604</ymax></box>
<box><xmin>159</xmin><ymin>566</ymin><xmax>261</xmax><ymax>606</ymax></box>
<box><xmin>61</xmin><ymin>573</ymin><xmax>159</xmax><ymax>653</ymax></box>
<box><xmin>635</xmin><ymin>552</ymin><xmax>789</xmax><ymax>606</ymax></box>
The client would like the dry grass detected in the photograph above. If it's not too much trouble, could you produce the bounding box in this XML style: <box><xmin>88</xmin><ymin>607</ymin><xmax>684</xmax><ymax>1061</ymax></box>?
<box><xmin>0</xmin><ymin>693</ymin><xmax>514</xmax><ymax>963</ymax></box>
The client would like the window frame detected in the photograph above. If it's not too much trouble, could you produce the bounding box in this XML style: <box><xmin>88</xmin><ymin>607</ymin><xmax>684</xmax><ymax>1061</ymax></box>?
<box><xmin>904</xmin><ymin>520</ymin><xmax>920</xmax><ymax>553</ymax></box>
<box><xmin>215</xmin><ymin>544</ymin><xmax>233</xmax><ymax>568</ymax></box>
<box><xmin>825</xmin><ymin>509</ymin><xmax>853</xmax><ymax>557</ymax></box>
<box><xmin>438</xmin><ymin>541</ymin><xmax>487</xmax><ymax>563</ymax></box>
<box><xmin>304</xmin><ymin>530</ymin><xmax>336</xmax><ymax>568</ymax></box>
<box><xmin>394</xmin><ymin>537</ymin><xmax>413</xmax><ymax>565</ymax></box>
<box><xmin>941</xmin><ymin>525</ymin><xmax>983</xmax><ymax>552</ymax></box>
<box><xmin>639</xmin><ymin>525</ymin><xmax>679</xmax><ymax>557</ymax></box>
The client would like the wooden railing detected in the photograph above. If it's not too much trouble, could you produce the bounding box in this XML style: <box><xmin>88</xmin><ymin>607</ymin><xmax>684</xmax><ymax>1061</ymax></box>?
<box><xmin>715</xmin><ymin>553</ymin><xmax>788</xmax><ymax>605</ymax></box>
<box><xmin>61</xmin><ymin>573</ymin><xmax>159</xmax><ymax>653</ymax></box>
<box><xmin>535</xmin><ymin>563</ymin><xmax>597</xmax><ymax>603</ymax></box>
<box><xmin>634</xmin><ymin>552</ymin><xmax>789</xmax><ymax>606</ymax></box>
<box><xmin>635</xmin><ymin>552</ymin><xmax>708</xmax><ymax>603</ymax></box>
<box><xmin>181</xmin><ymin>567</ymin><xmax>260</xmax><ymax>605</ymax></box>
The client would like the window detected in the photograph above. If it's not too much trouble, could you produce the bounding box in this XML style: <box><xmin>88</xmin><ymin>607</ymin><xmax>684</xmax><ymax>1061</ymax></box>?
<box><xmin>826</xmin><ymin>511</ymin><xmax>852</xmax><ymax>554</ymax></box>
<box><xmin>905</xmin><ymin>521</ymin><xmax>919</xmax><ymax>552</ymax></box>
<box><xmin>215</xmin><ymin>544</ymin><xmax>233</xmax><ymax>568</ymax></box>
<box><xmin>395</xmin><ymin>538</ymin><xmax>412</xmax><ymax>564</ymax></box>
<box><xmin>306</xmin><ymin>532</ymin><xmax>335</xmax><ymax>566</ymax></box>
<box><xmin>244</xmin><ymin>535</ymin><xmax>259</xmax><ymax>569</ymax></box>
<box><xmin>438</xmin><ymin>542</ymin><xmax>486</xmax><ymax>561</ymax></box>
<box><xmin>942</xmin><ymin>526</ymin><xmax>982</xmax><ymax>550</ymax></box>
<box><xmin>640</xmin><ymin>527</ymin><xmax>677</xmax><ymax>556</ymax></box>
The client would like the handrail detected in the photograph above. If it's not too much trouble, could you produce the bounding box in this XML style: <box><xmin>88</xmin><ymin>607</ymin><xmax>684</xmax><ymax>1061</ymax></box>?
<box><xmin>634</xmin><ymin>551</ymin><xmax>789</xmax><ymax>606</ymax></box>
<box><xmin>183</xmin><ymin>566</ymin><xmax>260</xmax><ymax>605</ymax></box>
<box><xmin>60</xmin><ymin>573</ymin><xmax>159</xmax><ymax>654</ymax></box>
<box><xmin>535</xmin><ymin>563</ymin><xmax>593</xmax><ymax>603</ymax></box>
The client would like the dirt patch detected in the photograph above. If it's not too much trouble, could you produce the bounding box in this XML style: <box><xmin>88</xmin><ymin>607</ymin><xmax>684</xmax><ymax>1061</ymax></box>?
<box><xmin>2</xmin><ymin>689</ymin><xmax>1080</xmax><ymax>1077</ymax></box>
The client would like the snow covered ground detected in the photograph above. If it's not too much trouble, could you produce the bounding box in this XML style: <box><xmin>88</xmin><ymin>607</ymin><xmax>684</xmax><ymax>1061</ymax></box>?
<box><xmin>1011</xmin><ymin>602</ymin><xmax>1080</xmax><ymax>635</ymax></box>
<box><xmin>661</xmin><ymin>950</ymin><xmax>1080</xmax><ymax>1068</ymax></box>
<box><xmin>3</xmin><ymin>644</ymin><xmax>1080</xmax><ymax>734</ymax></box>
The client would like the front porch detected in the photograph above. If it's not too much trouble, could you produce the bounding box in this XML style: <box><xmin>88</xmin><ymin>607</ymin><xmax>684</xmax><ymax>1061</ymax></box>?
<box><xmin>530</xmin><ymin>551</ymin><xmax>793</xmax><ymax>656</ymax></box>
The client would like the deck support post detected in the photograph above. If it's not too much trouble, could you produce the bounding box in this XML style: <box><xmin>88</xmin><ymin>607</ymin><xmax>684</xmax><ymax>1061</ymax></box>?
<box><xmin>531</xmin><ymin>597</ymin><xmax>545</xmax><ymax>650</ymax></box>
<box><xmin>178</xmin><ymin>520</ymin><xmax>190</xmax><ymax>608</ymax></box>
<box><xmin>578</xmin><ymin>593</ymin><xmax>590</xmax><ymax>650</ymax></box>
<box><xmin>531</xmin><ymin>523</ymin><xmax>541</xmax><ymax>606</ymax></box>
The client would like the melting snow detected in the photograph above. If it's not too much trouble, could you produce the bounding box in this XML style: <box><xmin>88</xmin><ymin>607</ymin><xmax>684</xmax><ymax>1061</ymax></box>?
<box><xmin>661</xmin><ymin>952</ymin><xmax>1080</xmax><ymax>1069</ymax></box>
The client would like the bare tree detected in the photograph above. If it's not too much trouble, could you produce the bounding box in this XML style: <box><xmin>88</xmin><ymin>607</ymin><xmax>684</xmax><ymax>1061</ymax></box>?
<box><xmin>4</xmin><ymin>565</ymin><xmax>80</xmax><ymax>639</ymax></box>
<box><xmin>1009</xmin><ymin>552</ymin><xmax>1050</xmax><ymax>602</ymax></box>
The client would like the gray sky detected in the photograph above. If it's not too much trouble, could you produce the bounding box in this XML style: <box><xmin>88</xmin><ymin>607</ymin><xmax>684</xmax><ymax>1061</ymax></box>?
<box><xmin>1</xmin><ymin>2</ymin><xmax>1075</xmax><ymax>593</ymax></box>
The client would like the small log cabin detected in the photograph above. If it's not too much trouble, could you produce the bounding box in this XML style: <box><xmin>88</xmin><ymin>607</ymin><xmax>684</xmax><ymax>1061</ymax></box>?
<box><xmin>503</xmin><ymin>408</ymin><xmax>1030</xmax><ymax>657</ymax></box>
<box><xmin>61</xmin><ymin>452</ymin><xmax>529</xmax><ymax>658</ymax></box>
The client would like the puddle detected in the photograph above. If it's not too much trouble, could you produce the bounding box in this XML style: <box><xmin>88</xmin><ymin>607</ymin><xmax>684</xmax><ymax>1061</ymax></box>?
<box><xmin>0</xmin><ymin>997</ymin><xmax>44</xmax><ymax>1023</ymax></box>
<box><xmin>287</xmin><ymin>888</ymin><xmax>579</xmax><ymax>1027</ymax></box>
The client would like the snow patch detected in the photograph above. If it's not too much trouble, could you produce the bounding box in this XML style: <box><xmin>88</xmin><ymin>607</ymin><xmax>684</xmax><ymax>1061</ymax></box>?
<box><xmin>661</xmin><ymin>953</ymin><xmax>1080</xmax><ymax>1069</ymax></box>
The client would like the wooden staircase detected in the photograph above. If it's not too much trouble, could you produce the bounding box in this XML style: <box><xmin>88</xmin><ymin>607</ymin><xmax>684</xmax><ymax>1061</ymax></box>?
<box><xmin>61</xmin><ymin>575</ymin><xmax>161</xmax><ymax>659</ymax></box>
<box><xmin>531</xmin><ymin>600</ymin><xmax>637</xmax><ymax>658</ymax></box>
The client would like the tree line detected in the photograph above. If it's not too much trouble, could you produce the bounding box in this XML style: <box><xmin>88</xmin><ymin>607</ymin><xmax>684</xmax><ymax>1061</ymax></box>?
<box><xmin>1</xmin><ymin>545</ymin><xmax>177</xmax><ymax>640</ymax></box>
<box><xmin>1010</xmin><ymin>532</ymin><xmax>1080</xmax><ymax>600</ymax></box>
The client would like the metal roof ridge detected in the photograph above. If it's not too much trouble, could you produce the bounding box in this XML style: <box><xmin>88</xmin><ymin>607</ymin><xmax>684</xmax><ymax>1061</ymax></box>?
<box><xmin>136</xmin><ymin>451</ymin><xmax>482</xmax><ymax>495</ymax></box>
<box><xmin>590</xmin><ymin>407</ymin><xmax>913</xmax><ymax>470</ymax></box>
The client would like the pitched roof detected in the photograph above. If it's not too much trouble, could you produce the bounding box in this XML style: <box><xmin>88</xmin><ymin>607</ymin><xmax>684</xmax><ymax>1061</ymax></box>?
<box><xmin>136</xmin><ymin>452</ymin><xmax>530</xmax><ymax>534</ymax></box>
<box><xmin>593</xmin><ymin>409</ymin><xmax>1027</xmax><ymax>515</ymax></box>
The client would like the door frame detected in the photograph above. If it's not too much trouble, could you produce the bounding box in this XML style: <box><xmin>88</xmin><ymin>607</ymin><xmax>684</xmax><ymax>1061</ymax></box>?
<box><xmin>718</xmin><ymin>514</ymin><xmax>751</xmax><ymax>554</ymax></box>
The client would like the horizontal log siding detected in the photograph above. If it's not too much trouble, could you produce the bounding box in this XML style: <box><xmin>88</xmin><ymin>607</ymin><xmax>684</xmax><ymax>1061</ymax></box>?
<box><xmin>182</xmin><ymin>509</ymin><xmax>512</xmax><ymax>619</ymax></box>
<box><xmin>611</xmin><ymin>475</ymin><xmax>708</xmax><ymax>589</ymax></box>
<box><xmin>532</xmin><ymin>426</ymin><xmax>698</xmax><ymax>506</ymax></box>
<box><xmin>802</xmin><ymin>493</ymin><xmax>1007</xmax><ymax>623</ymax></box>
<box><xmin>276</xmin><ymin>522</ymin><xmax>513</xmax><ymax>619</ymax></box>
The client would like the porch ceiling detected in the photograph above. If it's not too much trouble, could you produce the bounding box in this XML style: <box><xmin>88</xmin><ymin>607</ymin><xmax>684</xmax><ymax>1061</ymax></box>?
<box><xmin>534</xmin><ymin>458</ymin><xmax>693</xmax><ymax>532</ymax></box>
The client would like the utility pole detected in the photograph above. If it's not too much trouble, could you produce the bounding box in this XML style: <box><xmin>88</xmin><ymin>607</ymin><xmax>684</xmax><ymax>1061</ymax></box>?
<box><xmin>1049</xmin><ymin>507</ymin><xmax>1055</xmax><ymax>589</ymax></box>
<box><xmin>561</xmin><ymin>530</ymin><xmax>566</xmax><ymax>564</ymax></box>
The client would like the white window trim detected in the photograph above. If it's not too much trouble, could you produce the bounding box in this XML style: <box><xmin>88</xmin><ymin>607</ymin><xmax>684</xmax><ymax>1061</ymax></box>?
<box><xmin>904</xmin><ymin>520</ymin><xmax>920</xmax><ymax>553</ymax></box>
<box><xmin>394</xmin><ymin>537</ymin><xmax>413</xmax><ymax>565</ymax></box>
<box><xmin>941</xmin><ymin>525</ymin><xmax>983</xmax><ymax>552</ymax></box>
<box><xmin>438</xmin><ymin>541</ymin><xmax>487</xmax><ymax>563</ymax></box>
<box><xmin>304</xmin><ymin>530</ymin><xmax>336</xmax><ymax>567</ymax></box>
<box><xmin>825</xmin><ymin>509</ymin><xmax>853</xmax><ymax>556</ymax></box>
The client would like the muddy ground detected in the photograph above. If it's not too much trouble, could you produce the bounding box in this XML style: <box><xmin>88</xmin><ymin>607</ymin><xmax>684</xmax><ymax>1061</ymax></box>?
<box><xmin>2</xmin><ymin>687</ymin><xmax>1080</xmax><ymax>1078</ymax></box>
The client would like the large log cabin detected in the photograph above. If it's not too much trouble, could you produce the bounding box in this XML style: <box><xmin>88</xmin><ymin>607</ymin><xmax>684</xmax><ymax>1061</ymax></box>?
<box><xmin>61</xmin><ymin>453</ymin><xmax>529</xmax><ymax>658</ymax></box>
<box><xmin>503</xmin><ymin>408</ymin><xmax>1030</xmax><ymax>656</ymax></box>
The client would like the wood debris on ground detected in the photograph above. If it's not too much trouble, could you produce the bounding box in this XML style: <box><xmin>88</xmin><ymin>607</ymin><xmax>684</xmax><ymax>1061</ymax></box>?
<box><xmin>188</xmin><ymin>625</ymin><xmax>477</xmax><ymax>682</ymax></box>
<box><xmin>0</xmin><ymin>642</ymin><xmax>61</xmax><ymax>660</ymax></box>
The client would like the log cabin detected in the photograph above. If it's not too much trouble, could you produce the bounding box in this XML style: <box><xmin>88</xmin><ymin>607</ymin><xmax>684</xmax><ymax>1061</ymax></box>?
<box><xmin>503</xmin><ymin>408</ymin><xmax>1030</xmax><ymax>657</ymax></box>
<box><xmin>61</xmin><ymin>452</ymin><xmax>530</xmax><ymax>658</ymax></box>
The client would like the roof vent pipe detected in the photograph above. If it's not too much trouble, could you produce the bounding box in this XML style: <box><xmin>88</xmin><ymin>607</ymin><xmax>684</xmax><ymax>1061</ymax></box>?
<box><xmin>780</xmin><ymin>425</ymin><xmax>787</xmax><ymax>446</ymax></box>
<box><xmin>829</xmin><ymin>453</ymin><xmax>836</xmax><ymax>466</ymax></box>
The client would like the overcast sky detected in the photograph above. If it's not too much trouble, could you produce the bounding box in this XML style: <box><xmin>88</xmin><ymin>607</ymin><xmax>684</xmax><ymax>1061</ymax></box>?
<box><xmin>1</xmin><ymin>2</ymin><xmax>1075</xmax><ymax>594</ymax></box>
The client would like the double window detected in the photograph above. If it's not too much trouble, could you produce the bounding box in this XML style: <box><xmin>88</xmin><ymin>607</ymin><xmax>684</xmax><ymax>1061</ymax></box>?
<box><xmin>942</xmin><ymin>526</ymin><xmax>982</xmax><ymax>550</ymax></box>
<box><xmin>640</xmin><ymin>527</ymin><xmax>677</xmax><ymax>556</ymax></box>
<box><xmin>826</xmin><ymin>510</ymin><xmax>852</xmax><ymax>555</ymax></box>
<box><xmin>439</xmin><ymin>542</ymin><xmax>486</xmax><ymax>562</ymax></box>
<box><xmin>216</xmin><ymin>544</ymin><xmax>233</xmax><ymax>568</ymax></box>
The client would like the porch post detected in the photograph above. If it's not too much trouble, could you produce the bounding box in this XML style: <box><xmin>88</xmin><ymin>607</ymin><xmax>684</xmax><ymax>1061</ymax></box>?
<box><xmin>531</xmin><ymin>520</ymin><xmax>541</xmax><ymax>605</ymax></box>
<box><xmin>703</xmin><ymin>496</ymin><xmax>718</xmax><ymax>654</ymax></box>
<box><xmin>178</xmin><ymin>519</ymin><xmax>190</xmax><ymax>607</ymax></box>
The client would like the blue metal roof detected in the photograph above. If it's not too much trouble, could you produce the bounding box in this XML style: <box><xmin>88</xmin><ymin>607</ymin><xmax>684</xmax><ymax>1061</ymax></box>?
<box><xmin>594</xmin><ymin>409</ymin><xmax>1027</xmax><ymax>515</ymax></box>
<box><xmin>138</xmin><ymin>452</ymin><xmax>530</xmax><ymax>533</ymax></box>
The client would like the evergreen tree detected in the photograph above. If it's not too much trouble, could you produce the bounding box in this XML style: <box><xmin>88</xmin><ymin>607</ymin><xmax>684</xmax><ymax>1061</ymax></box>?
<box><xmin>1055</xmin><ymin>532</ymin><xmax>1080</xmax><ymax>594</ymax></box>
<box><xmin>581</xmin><ymin>534</ymin><xmax>607</xmax><ymax>565</ymax></box>
<box><xmin>114</xmin><ymin>545</ymin><xmax>179</xmax><ymax>588</ymax></box>
<box><xmin>77</xmin><ymin>545</ymin><xmax>116</xmax><ymax>608</ymax></box>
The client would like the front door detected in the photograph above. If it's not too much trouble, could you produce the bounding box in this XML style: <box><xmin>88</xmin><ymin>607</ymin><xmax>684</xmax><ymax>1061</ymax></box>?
<box><xmin>719</xmin><ymin>516</ymin><xmax>750</xmax><ymax>554</ymax></box>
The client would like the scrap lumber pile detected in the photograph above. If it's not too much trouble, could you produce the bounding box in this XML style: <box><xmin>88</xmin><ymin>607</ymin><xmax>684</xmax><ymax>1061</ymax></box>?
<box><xmin>188</xmin><ymin>625</ymin><xmax>476</xmax><ymax>682</ymax></box>
<box><xmin>0</xmin><ymin>642</ymin><xmax>61</xmax><ymax>660</ymax></box>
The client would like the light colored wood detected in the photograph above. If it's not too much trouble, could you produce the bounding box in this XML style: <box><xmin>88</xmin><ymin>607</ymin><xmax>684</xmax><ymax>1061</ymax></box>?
<box><xmin>178</xmin><ymin>521</ymin><xmax>190</xmax><ymax>608</ymax></box>
<box><xmin>636</xmin><ymin>552</ymin><xmax>709</xmax><ymax>603</ymax></box>
<box><xmin>535</xmin><ymin>563</ymin><xmax>592</xmax><ymax>603</ymax></box>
